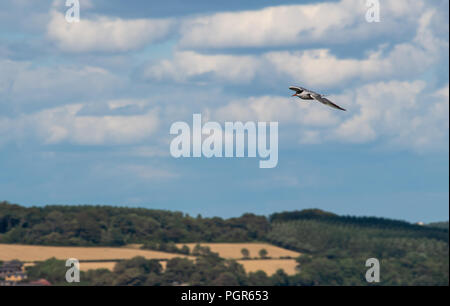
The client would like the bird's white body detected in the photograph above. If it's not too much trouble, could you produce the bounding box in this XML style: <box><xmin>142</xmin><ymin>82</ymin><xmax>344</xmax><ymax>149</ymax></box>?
<box><xmin>297</xmin><ymin>92</ymin><xmax>314</xmax><ymax>100</ymax></box>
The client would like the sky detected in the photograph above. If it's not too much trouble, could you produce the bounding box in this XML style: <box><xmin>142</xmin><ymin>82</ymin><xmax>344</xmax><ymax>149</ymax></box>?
<box><xmin>0</xmin><ymin>0</ymin><xmax>448</xmax><ymax>222</ymax></box>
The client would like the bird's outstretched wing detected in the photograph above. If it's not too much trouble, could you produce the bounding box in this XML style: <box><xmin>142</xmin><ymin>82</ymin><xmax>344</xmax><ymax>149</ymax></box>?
<box><xmin>289</xmin><ymin>86</ymin><xmax>305</xmax><ymax>93</ymax></box>
<box><xmin>311</xmin><ymin>94</ymin><xmax>346</xmax><ymax>111</ymax></box>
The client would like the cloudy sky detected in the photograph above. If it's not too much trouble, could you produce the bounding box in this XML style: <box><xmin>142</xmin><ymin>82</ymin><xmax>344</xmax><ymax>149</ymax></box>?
<box><xmin>0</xmin><ymin>0</ymin><xmax>448</xmax><ymax>222</ymax></box>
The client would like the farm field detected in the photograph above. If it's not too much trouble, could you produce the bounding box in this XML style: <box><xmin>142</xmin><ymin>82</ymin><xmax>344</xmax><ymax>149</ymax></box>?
<box><xmin>237</xmin><ymin>259</ymin><xmax>299</xmax><ymax>275</ymax></box>
<box><xmin>0</xmin><ymin>243</ymin><xmax>300</xmax><ymax>276</ymax></box>
<box><xmin>78</xmin><ymin>261</ymin><xmax>119</xmax><ymax>271</ymax></box>
<box><xmin>176</xmin><ymin>243</ymin><xmax>301</xmax><ymax>259</ymax></box>
<box><xmin>75</xmin><ymin>259</ymin><xmax>299</xmax><ymax>275</ymax></box>
<box><xmin>0</xmin><ymin>244</ymin><xmax>193</xmax><ymax>262</ymax></box>
<box><xmin>77</xmin><ymin>261</ymin><xmax>169</xmax><ymax>272</ymax></box>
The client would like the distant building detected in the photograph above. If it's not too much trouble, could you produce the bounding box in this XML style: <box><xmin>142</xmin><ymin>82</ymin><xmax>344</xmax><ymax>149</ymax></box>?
<box><xmin>0</xmin><ymin>260</ymin><xmax>28</xmax><ymax>286</ymax></box>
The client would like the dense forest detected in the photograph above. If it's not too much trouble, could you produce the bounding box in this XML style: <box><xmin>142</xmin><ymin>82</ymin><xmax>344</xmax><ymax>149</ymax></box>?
<box><xmin>0</xmin><ymin>202</ymin><xmax>269</xmax><ymax>245</ymax></box>
<box><xmin>1</xmin><ymin>201</ymin><xmax>448</xmax><ymax>285</ymax></box>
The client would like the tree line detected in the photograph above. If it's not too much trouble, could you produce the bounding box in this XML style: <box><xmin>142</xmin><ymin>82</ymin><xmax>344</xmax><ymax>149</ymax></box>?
<box><xmin>26</xmin><ymin>247</ymin><xmax>292</xmax><ymax>286</ymax></box>
<box><xmin>0</xmin><ymin>201</ymin><xmax>269</xmax><ymax>246</ymax></box>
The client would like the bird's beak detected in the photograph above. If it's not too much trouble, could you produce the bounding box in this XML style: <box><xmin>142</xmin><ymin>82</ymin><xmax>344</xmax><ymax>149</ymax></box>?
<box><xmin>292</xmin><ymin>94</ymin><xmax>297</xmax><ymax>97</ymax></box>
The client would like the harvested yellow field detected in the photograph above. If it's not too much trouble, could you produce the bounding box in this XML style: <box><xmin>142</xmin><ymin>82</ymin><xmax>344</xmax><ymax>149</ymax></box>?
<box><xmin>22</xmin><ymin>261</ymin><xmax>118</xmax><ymax>272</ymax></box>
<box><xmin>177</xmin><ymin>243</ymin><xmax>300</xmax><ymax>259</ymax></box>
<box><xmin>121</xmin><ymin>244</ymin><xmax>143</xmax><ymax>250</ymax></box>
<box><xmin>78</xmin><ymin>261</ymin><xmax>167</xmax><ymax>272</ymax></box>
<box><xmin>1</xmin><ymin>243</ymin><xmax>299</xmax><ymax>276</ymax></box>
<box><xmin>237</xmin><ymin>259</ymin><xmax>299</xmax><ymax>275</ymax></box>
<box><xmin>0</xmin><ymin>244</ymin><xmax>193</xmax><ymax>262</ymax></box>
<box><xmin>78</xmin><ymin>259</ymin><xmax>298</xmax><ymax>276</ymax></box>
<box><xmin>78</xmin><ymin>262</ymin><xmax>118</xmax><ymax>271</ymax></box>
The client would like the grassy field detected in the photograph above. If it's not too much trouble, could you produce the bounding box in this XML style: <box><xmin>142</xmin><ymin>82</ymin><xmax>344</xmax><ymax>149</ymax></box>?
<box><xmin>0</xmin><ymin>243</ymin><xmax>300</xmax><ymax>276</ymax></box>
<box><xmin>176</xmin><ymin>243</ymin><xmax>301</xmax><ymax>259</ymax></box>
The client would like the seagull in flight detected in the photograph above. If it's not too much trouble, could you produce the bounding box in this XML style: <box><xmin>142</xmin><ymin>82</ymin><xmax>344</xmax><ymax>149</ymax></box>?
<box><xmin>289</xmin><ymin>86</ymin><xmax>346</xmax><ymax>111</ymax></box>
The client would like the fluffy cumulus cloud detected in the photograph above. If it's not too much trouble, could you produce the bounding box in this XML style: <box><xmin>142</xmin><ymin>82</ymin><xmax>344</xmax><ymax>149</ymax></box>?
<box><xmin>145</xmin><ymin>8</ymin><xmax>447</xmax><ymax>88</ymax></box>
<box><xmin>43</xmin><ymin>0</ymin><xmax>432</xmax><ymax>53</ymax></box>
<box><xmin>333</xmin><ymin>81</ymin><xmax>449</xmax><ymax>151</ymax></box>
<box><xmin>0</xmin><ymin>59</ymin><xmax>122</xmax><ymax>107</ymax></box>
<box><xmin>0</xmin><ymin>0</ymin><xmax>447</xmax><ymax>155</ymax></box>
<box><xmin>1</xmin><ymin>103</ymin><xmax>160</xmax><ymax>146</ymax></box>
<box><xmin>179</xmin><ymin>0</ymin><xmax>427</xmax><ymax>48</ymax></box>
<box><xmin>264</xmin><ymin>9</ymin><xmax>447</xmax><ymax>87</ymax></box>
<box><xmin>47</xmin><ymin>10</ymin><xmax>175</xmax><ymax>52</ymax></box>
<box><xmin>143</xmin><ymin>51</ymin><xmax>259</xmax><ymax>83</ymax></box>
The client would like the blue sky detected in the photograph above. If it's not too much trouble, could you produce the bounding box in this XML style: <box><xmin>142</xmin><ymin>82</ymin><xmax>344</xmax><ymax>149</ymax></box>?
<box><xmin>0</xmin><ymin>0</ymin><xmax>448</xmax><ymax>222</ymax></box>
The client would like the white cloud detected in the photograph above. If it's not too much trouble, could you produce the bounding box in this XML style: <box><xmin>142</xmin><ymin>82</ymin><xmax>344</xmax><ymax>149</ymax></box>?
<box><xmin>263</xmin><ymin>35</ymin><xmax>440</xmax><ymax>88</ymax></box>
<box><xmin>106</xmin><ymin>99</ymin><xmax>148</xmax><ymax>111</ymax></box>
<box><xmin>47</xmin><ymin>10</ymin><xmax>174</xmax><ymax>52</ymax></box>
<box><xmin>3</xmin><ymin>80</ymin><xmax>444</xmax><ymax>151</ymax></box>
<box><xmin>1</xmin><ymin>103</ymin><xmax>160</xmax><ymax>146</ymax></box>
<box><xmin>179</xmin><ymin>0</ymin><xmax>427</xmax><ymax>48</ymax></box>
<box><xmin>207</xmin><ymin>81</ymin><xmax>449</xmax><ymax>152</ymax></box>
<box><xmin>144</xmin><ymin>51</ymin><xmax>259</xmax><ymax>83</ymax></box>
<box><xmin>145</xmin><ymin>8</ymin><xmax>447</xmax><ymax>88</ymax></box>
<box><xmin>45</xmin><ymin>0</ymin><xmax>444</xmax><ymax>54</ymax></box>
<box><xmin>299</xmin><ymin>130</ymin><xmax>322</xmax><ymax>145</ymax></box>
<box><xmin>1</xmin><ymin>0</ymin><xmax>447</xmax><ymax>155</ymax></box>
<box><xmin>0</xmin><ymin>59</ymin><xmax>122</xmax><ymax>105</ymax></box>
<box><xmin>334</xmin><ymin>81</ymin><xmax>449</xmax><ymax>151</ymax></box>
<box><xmin>213</xmin><ymin>95</ymin><xmax>339</xmax><ymax>127</ymax></box>
<box><xmin>334</xmin><ymin>81</ymin><xmax>426</xmax><ymax>143</ymax></box>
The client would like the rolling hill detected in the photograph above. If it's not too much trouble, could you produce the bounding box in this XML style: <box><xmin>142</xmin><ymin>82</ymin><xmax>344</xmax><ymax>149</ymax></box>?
<box><xmin>0</xmin><ymin>201</ymin><xmax>448</xmax><ymax>285</ymax></box>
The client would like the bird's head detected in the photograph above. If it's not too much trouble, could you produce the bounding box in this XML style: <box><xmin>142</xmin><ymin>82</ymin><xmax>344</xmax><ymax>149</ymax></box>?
<box><xmin>291</xmin><ymin>89</ymin><xmax>303</xmax><ymax>97</ymax></box>
<box><xmin>289</xmin><ymin>86</ymin><xmax>304</xmax><ymax>97</ymax></box>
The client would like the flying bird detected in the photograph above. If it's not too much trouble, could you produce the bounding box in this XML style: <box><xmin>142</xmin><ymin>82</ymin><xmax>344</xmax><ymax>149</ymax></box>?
<box><xmin>289</xmin><ymin>86</ymin><xmax>346</xmax><ymax>111</ymax></box>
